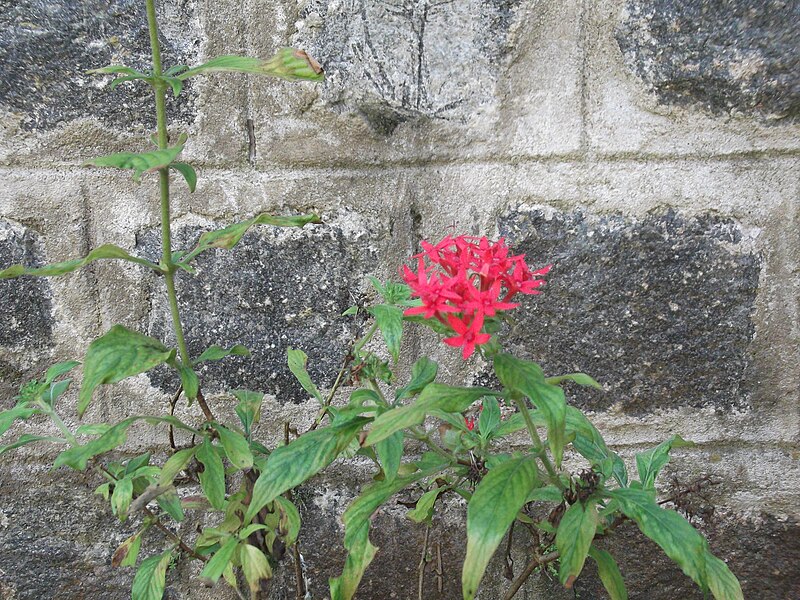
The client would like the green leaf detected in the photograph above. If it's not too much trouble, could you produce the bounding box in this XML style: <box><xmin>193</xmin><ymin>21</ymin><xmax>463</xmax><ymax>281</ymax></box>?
<box><xmin>526</xmin><ymin>484</ymin><xmax>563</xmax><ymax>503</ymax></box>
<box><xmin>0</xmin><ymin>404</ymin><xmax>38</xmax><ymax>438</ymax></box>
<box><xmin>171</xmin><ymin>162</ymin><xmax>197</xmax><ymax>192</ymax></box>
<box><xmin>395</xmin><ymin>357</ymin><xmax>438</xmax><ymax>402</ymax></box>
<box><xmin>158</xmin><ymin>447</ymin><xmax>197</xmax><ymax>485</ymax></box>
<box><xmin>287</xmin><ymin>348</ymin><xmax>323</xmax><ymax>403</ymax></box>
<box><xmin>0</xmin><ymin>244</ymin><xmax>160</xmax><ymax>280</ymax></box>
<box><xmin>608</xmin><ymin>488</ymin><xmax>743</xmax><ymax>599</ymax></box>
<box><xmin>111</xmin><ymin>476</ymin><xmax>134</xmax><ymax>520</ymax></box>
<box><xmin>45</xmin><ymin>361</ymin><xmax>81</xmax><ymax>384</ymax></box>
<box><xmin>178</xmin><ymin>365</ymin><xmax>199</xmax><ymax>401</ymax></box>
<box><xmin>124</xmin><ymin>452</ymin><xmax>152</xmax><ymax>476</ymax></box>
<box><xmin>84</xmin><ymin>142</ymin><xmax>185</xmax><ymax>182</ymax></box>
<box><xmin>79</xmin><ymin>325</ymin><xmax>175</xmax><ymax>417</ymax></box>
<box><xmin>463</xmin><ymin>456</ymin><xmax>539</xmax><ymax>600</ymax></box>
<box><xmin>240</xmin><ymin>544</ymin><xmax>273</xmax><ymax>595</ymax></box>
<box><xmin>369</xmin><ymin>305</ymin><xmax>403</xmax><ymax>363</ymax></box>
<box><xmin>342</xmin><ymin>306</ymin><xmax>359</xmax><ymax>317</ymax></box>
<box><xmin>375</xmin><ymin>431</ymin><xmax>403</xmax><ymax>483</ymax></box>
<box><xmin>407</xmin><ymin>487</ymin><xmax>445</xmax><ymax>524</ymax></box>
<box><xmin>494</xmin><ymin>353</ymin><xmax>566</xmax><ymax>467</ymax></box>
<box><xmin>0</xmin><ymin>434</ymin><xmax>64</xmax><ymax>455</ymax></box>
<box><xmin>179</xmin><ymin>48</ymin><xmax>324</xmax><ymax>82</ymax></box>
<box><xmin>157</xmin><ymin>488</ymin><xmax>185</xmax><ymax>522</ymax></box>
<box><xmin>179</xmin><ymin>213</ymin><xmax>322</xmax><ymax>264</ymax></box>
<box><xmin>39</xmin><ymin>378</ymin><xmax>71</xmax><ymax>407</ymax></box>
<box><xmin>636</xmin><ymin>435</ymin><xmax>693</xmax><ymax>489</ymax></box>
<box><xmin>88</xmin><ymin>65</ymin><xmax>147</xmax><ymax>77</ymax></box>
<box><xmin>545</xmin><ymin>372</ymin><xmax>603</xmax><ymax>389</ymax></box>
<box><xmin>53</xmin><ymin>414</ymin><xmax>198</xmax><ymax>471</ymax></box>
<box><xmin>556</xmin><ymin>501</ymin><xmax>598</xmax><ymax>587</ymax></box>
<box><xmin>131</xmin><ymin>550</ymin><xmax>172</xmax><ymax>600</ymax></box>
<box><xmin>330</xmin><ymin>466</ymin><xmax>443</xmax><ymax>600</ymax></box>
<box><xmin>75</xmin><ymin>423</ymin><xmax>111</xmax><ymax>437</ymax></box>
<box><xmin>110</xmin><ymin>74</ymin><xmax>151</xmax><ymax>90</ymax></box>
<box><xmin>163</xmin><ymin>76</ymin><xmax>183</xmax><ymax>97</ymax></box>
<box><xmin>54</xmin><ymin>419</ymin><xmax>132</xmax><ymax>470</ymax></box>
<box><xmin>200</xmin><ymin>536</ymin><xmax>239</xmax><ymax>584</ymax></box>
<box><xmin>233</xmin><ymin>389</ymin><xmax>264</xmax><ymax>437</ymax></box>
<box><xmin>566</xmin><ymin>407</ymin><xmax>627</xmax><ymax>486</ymax></box>
<box><xmin>245</xmin><ymin>417</ymin><xmax>368</xmax><ymax>524</ymax></box>
<box><xmin>197</xmin><ymin>437</ymin><xmax>226</xmax><ymax>510</ymax></box>
<box><xmin>365</xmin><ymin>384</ymin><xmax>497</xmax><ymax>446</ymax></box>
<box><xmin>195</xmin><ymin>344</ymin><xmax>250</xmax><ymax>364</ymax></box>
<box><xmin>588</xmin><ymin>546</ymin><xmax>628</xmax><ymax>600</ymax></box>
<box><xmin>216</xmin><ymin>424</ymin><xmax>254</xmax><ymax>470</ymax></box>
<box><xmin>478</xmin><ymin>396</ymin><xmax>501</xmax><ymax>438</ymax></box>
<box><xmin>705</xmin><ymin>553</ymin><xmax>744</xmax><ymax>600</ymax></box>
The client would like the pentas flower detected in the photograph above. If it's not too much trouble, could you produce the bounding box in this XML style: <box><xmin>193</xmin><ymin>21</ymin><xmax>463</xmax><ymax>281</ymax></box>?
<box><xmin>403</xmin><ymin>235</ymin><xmax>550</xmax><ymax>359</ymax></box>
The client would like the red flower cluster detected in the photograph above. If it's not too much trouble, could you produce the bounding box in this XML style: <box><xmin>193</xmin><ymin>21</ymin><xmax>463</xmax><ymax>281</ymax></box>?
<box><xmin>402</xmin><ymin>235</ymin><xmax>551</xmax><ymax>359</ymax></box>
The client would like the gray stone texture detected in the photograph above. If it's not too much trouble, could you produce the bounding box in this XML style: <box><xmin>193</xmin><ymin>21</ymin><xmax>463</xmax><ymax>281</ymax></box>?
<box><xmin>139</xmin><ymin>221</ymin><xmax>378</xmax><ymax>401</ymax></box>
<box><xmin>498</xmin><ymin>208</ymin><xmax>760</xmax><ymax>413</ymax></box>
<box><xmin>0</xmin><ymin>0</ymin><xmax>799</xmax><ymax>598</ymax></box>
<box><xmin>616</xmin><ymin>0</ymin><xmax>800</xmax><ymax>122</ymax></box>
<box><xmin>0</xmin><ymin>0</ymin><xmax>197</xmax><ymax>131</ymax></box>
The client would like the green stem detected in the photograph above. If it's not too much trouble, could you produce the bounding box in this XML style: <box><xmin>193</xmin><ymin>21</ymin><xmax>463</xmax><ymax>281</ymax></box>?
<box><xmin>353</xmin><ymin>322</ymin><xmax>379</xmax><ymax>356</ymax></box>
<box><xmin>408</xmin><ymin>426</ymin><xmax>455</xmax><ymax>464</ymax></box>
<box><xmin>38</xmin><ymin>401</ymin><xmax>78</xmax><ymax>446</ymax></box>
<box><xmin>511</xmin><ymin>396</ymin><xmax>563</xmax><ymax>489</ymax></box>
<box><xmin>145</xmin><ymin>0</ymin><xmax>192</xmax><ymax>369</ymax></box>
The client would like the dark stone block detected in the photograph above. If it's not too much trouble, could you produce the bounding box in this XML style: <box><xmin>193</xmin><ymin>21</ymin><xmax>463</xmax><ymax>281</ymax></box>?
<box><xmin>0</xmin><ymin>0</ymin><xmax>197</xmax><ymax>131</ymax></box>
<box><xmin>497</xmin><ymin>209</ymin><xmax>760</xmax><ymax>413</ymax></box>
<box><xmin>0</xmin><ymin>468</ymin><xmax>132</xmax><ymax>600</ymax></box>
<box><xmin>615</xmin><ymin>0</ymin><xmax>800</xmax><ymax>122</ymax></box>
<box><xmin>138</xmin><ymin>222</ymin><xmax>376</xmax><ymax>402</ymax></box>
<box><xmin>0</xmin><ymin>220</ymin><xmax>53</xmax><ymax>350</ymax></box>
<box><xmin>293</xmin><ymin>0</ymin><xmax>523</xmax><ymax>133</ymax></box>
<box><xmin>572</xmin><ymin>513</ymin><xmax>800</xmax><ymax>600</ymax></box>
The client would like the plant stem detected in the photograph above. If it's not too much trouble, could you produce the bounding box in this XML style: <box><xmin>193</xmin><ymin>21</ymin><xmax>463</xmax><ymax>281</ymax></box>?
<box><xmin>145</xmin><ymin>0</ymin><xmax>193</xmax><ymax>372</ymax></box>
<box><xmin>511</xmin><ymin>396</ymin><xmax>563</xmax><ymax>489</ymax></box>
<box><xmin>502</xmin><ymin>550</ymin><xmax>559</xmax><ymax>600</ymax></box>
<box><xmin>38</xmin><ymin>402</ymin><xmax>78</xmax><ymax>446</ymax></box>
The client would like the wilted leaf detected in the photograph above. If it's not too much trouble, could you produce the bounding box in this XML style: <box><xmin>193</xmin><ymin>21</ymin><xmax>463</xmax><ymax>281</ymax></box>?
<box><xmin>179</xmin><ymin>48</ymin><xmax>324</xmax><ymax>82</ymax></box>
<box><xmin>546</xmin><ymin>373</ymin><xmax>603</xmax><ymax>389</ymax></box>
<box><xmin>179</xmin><ymin>213</ymin><xmax>322</xmax><ymax>264</ymax></box>
<box><xmin>0</xmin><ymin>244</ymin><xmax>160</xmax><ymax>280</ymax></box>
<box><xmin>240</xmin><ymin>544</ymin><xmax>273</xmax><ymax>595</ymax></box>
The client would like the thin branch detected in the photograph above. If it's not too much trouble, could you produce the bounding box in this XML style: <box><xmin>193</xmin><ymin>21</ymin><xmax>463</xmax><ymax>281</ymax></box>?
<box><xmin>417</xmin><ymin>523</ymin><xmax>431</xmax><ymax>600</ymax></box>
<box><xmin>502</xmin><ymin>550</ymin><xmax>559</xmax><ymax>600</ymax></box>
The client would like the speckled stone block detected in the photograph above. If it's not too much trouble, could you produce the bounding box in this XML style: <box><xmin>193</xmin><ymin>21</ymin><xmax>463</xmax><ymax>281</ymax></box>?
<box><xmin>0</xmin><ymin>0</ymin><xmax>197</xmax><ymax>131</ymax></box>
<box><xmin>616</xmin><ymin>0</ymin><xmax>800</xmax><ymax>122</ymax></box>
<box><xmin>497</xmin><ymin>208</ymin><xmax>761</xmax><ymax>414</ymax></box>
<box><xmin>138</xmin><ymin>221</ymin><xmax>377</xmax><ymax>402</ymax></box>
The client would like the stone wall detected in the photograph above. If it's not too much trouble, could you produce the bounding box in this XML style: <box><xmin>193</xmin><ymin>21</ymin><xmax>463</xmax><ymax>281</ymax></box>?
<box><xmin>1</xmin><ymin>0</ymin><xmax>798</xmax><ymax>598</ymax></box>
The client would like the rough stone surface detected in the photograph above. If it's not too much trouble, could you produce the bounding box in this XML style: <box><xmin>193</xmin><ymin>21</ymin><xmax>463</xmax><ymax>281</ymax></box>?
<box><xmin>293</xmin><ymin>0</ymin><xmax>523</xmax><ymax>134</ymax></box>
<box><xmin>615</xmin><ymin>0</ymin><xmax>800</xmax><ymax>122</ymax></box>
<box><xmin>497</xmin><ymin>208</ymin><xmax>760</xmax><ymax>413</ymax></box>
<box><xmin>0</xmin><ymin>0</ymin><xmax>198</xmax><ymax>131</ymax></box>
<box><xmin>138</xmin><ymin>221</ymin><xmax>377</xmax><ymax>401</ymax></box>
<box><xmin>0</xmin><ymin>220</ymin><xmax>53</xmax><ymax>351</ymax></box>
<box><xmin>572</xmin><ymin>513</ymin><xmax>800</xmax><ymax>600</ymax></box>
